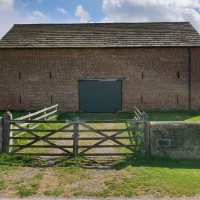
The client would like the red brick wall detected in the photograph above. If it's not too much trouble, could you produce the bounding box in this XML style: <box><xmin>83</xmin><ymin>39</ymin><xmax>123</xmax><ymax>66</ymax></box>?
<box><xmin>0</xmin><ymin>47</ymin><xmax>199</xmax><ymax>111</ymax></box>
<box><xmin>191</xmin><ymin>48</ymin><xmax>200</xmax><ymax>110</ymax></box>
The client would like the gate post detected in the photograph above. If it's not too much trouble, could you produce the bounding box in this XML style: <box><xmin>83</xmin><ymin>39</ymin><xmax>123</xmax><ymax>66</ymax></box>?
<box><xmin>0</xmin><ymin>117</ymin><xmax>3</xmax><ymax>153</ymax></box>
<box><xmin>140</xmin><ymin>111</ymin><xmax>149</xmax><ymax>154</ymax></box>
<box><xmin>73</xmin><ymin>117</ymin><xmax>79</xmax><ymax>157</ymax></box>
<box><xmin>2</xmin><ymin>111</ymin><xmax>12</xmax><ymax>153</ymax></box>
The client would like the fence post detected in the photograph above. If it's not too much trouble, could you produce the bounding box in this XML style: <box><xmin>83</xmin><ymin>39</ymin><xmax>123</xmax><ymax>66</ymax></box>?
<box><xmin>2</xmin><ymin>111</ymin><xmax>12</xmax><ymax>153</ymax></box>
<box><xmin>27</xmin><ymin>112</ymin><xmax>31</xmax><ymax>129</ymax></box>
<box><xmin>44</xmin><ymin>108</ymin><xmax>47</xmax><ymax>120</ymax></box>
<box><xmin>73</xmin><ymin>117</ymin><xmax>79</xmax><ymax>157</ymax></box>
<box><xmin>140</xmin><ymin>111</ymin><xmax>149</xmax><ymax>154</ymax></box>
<box><xmin>0</xmin><ymin>117</ymin><xmax>3</xmax><ymax>153</ymax></box>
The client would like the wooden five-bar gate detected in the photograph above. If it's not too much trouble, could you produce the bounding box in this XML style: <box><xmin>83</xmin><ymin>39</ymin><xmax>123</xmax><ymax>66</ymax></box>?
<box><xmin>0</xmin><ymin>106</ymin><xmax>149</xmax><ymax>157</ymax></box>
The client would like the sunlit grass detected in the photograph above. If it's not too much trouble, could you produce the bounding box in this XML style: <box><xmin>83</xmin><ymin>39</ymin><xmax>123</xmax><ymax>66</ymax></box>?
<box><xmin>147</xmin><ymin>111</ymin><xmax>200</xmax><ymax>121</ymax></box>
<box><xmin>1</xmin><ymin>154</ymin><xmax>200</xmax><ymax>198</ymax></box>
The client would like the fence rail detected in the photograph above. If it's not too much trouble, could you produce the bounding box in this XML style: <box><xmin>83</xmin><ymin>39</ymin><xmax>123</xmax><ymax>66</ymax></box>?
<box><xmin>7</xmin><ymin>116</ymin><xmax>148</xmax><ymax>156</ymax></box>
<box><xmin>15</xmin><ymin>104</ymin><xmax>58</xmax><ymax>120</ymax></box>
<box><xmin>13</xmin><ymin>104</ymin><xmax>58</xmax><ymax>137</ymax></box>
<box><xmin>133</xmin><ymin>106</ymin><xmax>142</xmax><ymax>119</ymax></box>
<box><xmin>0</xmin><ymin>106</ymin><xmax>149</xmax><ymax>156</ymax></box>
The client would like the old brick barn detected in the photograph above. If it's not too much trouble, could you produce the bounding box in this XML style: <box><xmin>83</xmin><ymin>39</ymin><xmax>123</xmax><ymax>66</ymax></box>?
<box><xmin>0</xmin><ymin>22</ymin><xmax>200</xmax><ymax>112</ymax></box>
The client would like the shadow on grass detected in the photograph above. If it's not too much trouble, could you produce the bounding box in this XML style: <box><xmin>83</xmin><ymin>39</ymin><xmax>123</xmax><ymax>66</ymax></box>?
<box><xmin>1</xmin><ymin>153</ymin><xmax>200</xmax><ymax>170</ymax></box>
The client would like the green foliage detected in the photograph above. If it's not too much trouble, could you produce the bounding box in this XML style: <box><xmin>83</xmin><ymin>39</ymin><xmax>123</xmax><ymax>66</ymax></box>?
<box><xmin>148</xmin><ymin>111</ymin><xmax>200</xmax><ymax>121</ymax></box>
<box><xmin>0</xmin><ymin>154</ymin><xmax>37</xmax><ymax>166</ymax></box>
<box><xmin>0</xmin><ymin>178</ymin><xmax>6</xmax><ymax>190</ymax></box>
<box><xmin>73</xmin><ymin>191</ymin><xmax>83</xmax><ymax>196</ymax></box>
<box><xmin>18</xmin><ymin>186</ymin><xmax>37</xmax><ymax>197</ymax></box>
<box><xmin>34</xmin><ymin>173</ymin><xmax>43</xmax><ymax>180</ymax></box>
<box><xmin>1</xmin><ymin>155</ymin><xmax>200</xmax><ymax>197</ymax></box>
<box><xmin>87</xmin><ymin>189</ymin><xmax>111</xmax><ymax>197</ymax></box>
<box><xmin>44</xmin><ymin>188</ymin><xmax>64</xmax><ymax>196</ymax></box>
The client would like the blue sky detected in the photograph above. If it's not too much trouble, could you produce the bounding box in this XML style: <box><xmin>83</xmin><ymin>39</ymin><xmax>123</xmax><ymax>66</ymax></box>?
<box><xmin>1</xmin><ymin>0</ymin><xmax>200</xmax><ymax>39</ymax></box>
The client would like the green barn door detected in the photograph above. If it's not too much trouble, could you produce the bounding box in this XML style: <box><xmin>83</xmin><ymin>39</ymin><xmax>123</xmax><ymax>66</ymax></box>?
<box><xmin>79</xmin><ymin>80</ymin><xmax>122</xmax><ymax>113</ymax></box>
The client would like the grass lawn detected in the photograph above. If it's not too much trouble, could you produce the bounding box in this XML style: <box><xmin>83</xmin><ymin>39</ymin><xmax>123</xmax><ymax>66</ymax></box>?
<box><xmin>0</xmin><ymin>111</ymin><xmax>32</xmax><ymax>119</ymax></box>
<box><xmin>1</xmin><ymin>110</ymin><xmax>200</xmax><ymax>198</ymax></box>
<box><xmin>147</xmin><ymin>111</ymin><xmax>200</xmax><ymax>121</ymax></box>
<box><xmin>1</xmin><ymin>110</ymin><xmax>200</xmax><ymax>121</ymax></box>
<box><xmin>0</xmin><ymin>154</ymin><xmax>200</xmax><ymax>198</ymax></box>
<box><xmin>57</xmin><ymin>111</ymin><xmax>200</xmax><ymax>121</ymax></box>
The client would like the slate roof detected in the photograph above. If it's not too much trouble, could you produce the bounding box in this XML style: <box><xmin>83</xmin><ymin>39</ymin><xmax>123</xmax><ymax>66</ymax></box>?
<box><xmin>0</xmin><ymin>22</ymin><xmax>200</xmax><ymax>48</ymax></box>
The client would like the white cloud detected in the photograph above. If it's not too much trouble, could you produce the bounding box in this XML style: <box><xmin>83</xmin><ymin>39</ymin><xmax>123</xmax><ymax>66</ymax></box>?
<box><xmin>0</xmin><ymin>0</ymin><xmax>14</xmax><ymax>10</ymax></box>
<box><xmin>75</xmin><ymin>5</ymin><xmax>90</xmax><ymax>23</ymax></box>
<box><xmin>27</xmin><ymin>10</ymin><xmax>48</xmax><ymax>21</ymax></box>
<box><xmin>21</xmin><ymin>1</ymin><xmax>29</xmax><ymax>6</ymax></box>
<box><xmin>57</xmin><ymin>7</ymin><xmax>68</xmax><ymax>14</ymax></box>
<box><xmin>37</xmin><ymin>0</ymin><xmax>43</xmax><ymax>3</ymax></box>
<box><xmin>102</xmin><ymin>0</ymin><xmax>200</xmax><ymax>33</ymax></box>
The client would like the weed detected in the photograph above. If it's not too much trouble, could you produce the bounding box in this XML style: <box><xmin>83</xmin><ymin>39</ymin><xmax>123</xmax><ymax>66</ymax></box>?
<box><xmin>0</xmin><ymin>179</ymin><xmax>6</xmax><ymax>190</ymax></box>
<box><xmin>34</xmin><ymin>173</ymin><xmax>43</xmax><ymax>180</ymax></box>
<box><xmin>73</xmin><ymin>191</ymin><xmax>83</xmax><ymax>196</ymax></box>
<box><xmin>90</xmin><ymin>189</ymin><xmax>111</xmax><ymax>197</ymax></box>
<box><xmin>44</xmin><ymin>188</ymin><xmax>64</xmax><ymax>196</ymax></box>
<box><xmin>18</xmin><ymin>186</ymin><xmax>37</xmax><ymax>197</ymax></box>
<box><xmin>0</xmin><ymin>154</ymin><xmax>38</xmax><ymax>167</ymax></box>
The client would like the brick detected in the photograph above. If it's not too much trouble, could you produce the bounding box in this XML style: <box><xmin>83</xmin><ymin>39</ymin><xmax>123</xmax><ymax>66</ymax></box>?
<box><xmin>0</xmin><ymin>47</ymin><xmax>199</xmax><ymax>111</ymax></box>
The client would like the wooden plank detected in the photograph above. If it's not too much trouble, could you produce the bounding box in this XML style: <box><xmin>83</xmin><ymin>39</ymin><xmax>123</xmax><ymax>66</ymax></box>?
<box><xmin>10</xmin><ymin>144</ymin><xmax>140</xmax><ymax>148</ymax></box>
<box><xmin>13</xmin><ymin>110</ymin><xmax>57</xmax><ymax>130</ymax></box>
<box><xmin>79</xmin><ymin>136</ymin><xmax>141</xmax><ymax>140</ymax></box>
<box><xmin>78</xmin><ymin>128</ymin><xmax>140</xmax><ymax>132</ymax></box>
<box><xmin>109</xmin><ymin>123</ymin><xmax>137</xmax><ymax>138</ymax></box>
<box><xmin>12</xmin><ymin>122</ymin><xmax>73</xmax><ymax>137</ymax></box>
<box><xmin>140</xmin><ymin>111</ymin><xmax>149</xmax><ymax>153</ymax></box>
<box><xmin>15</xmin><ymin>104</ymin><xmax>58</xmax><ymax>120</ymax></box>
<box><xmin>11</xmin><ymin>153</ymin><xmax>73</xmax><ymax>156</ymax></box>
<box><xmin>10</xmin><ymin>136</ymin><xmax>140</xmax><ymax>141</ymax></box>
<box><xmin>13</xmin><ymin>123</ymin><xmax>41</xmax><ymax>137</ymax></box>
<box><xmin>10</xmin><ymin>145</ymin><xmax>73</xmax><ymax>148</ymax></box>
<box><xmin>78</xmin><ymin>153</ymin><xmax>140</xmax><ymax>156</ymax></box>
<box><xmin>133</xmin><ymin>106</ymin><xmax>142</xmax><ymax>119</ymax></box>
<box><xmin>10</xmin><ymin>137</ymin><xmax>73</xmax><ymax>140</ymax></box>
<box><xmin>78</xmin><ymin>145</ymin><xmax>141</xmax><ymax>148</ymax></box>
<box><xmin>80</xmin><ymin>123</ymin><xmax>110</xmax><ymax>138</ymax></box>
<box><xmin>2</xmin><ymin>112</ymin><xmax>12</xmax><ymax>153</ymax></box>
<box><xmin>78</xmin><ymin>138</ymin><xmax>108</xmax><ymax>155</ymax></box>
<box><xmin>8</xmin><ymin>114</ymin><xmax>144</xmax><ymax>156</ymax></box>
<box><xmin>10</xmin><ymin>123</ymin><xmax>75</xmax><ymax>154</ymax></box>
<box><xmin>79</xmin><ymin>133</ymin><xmax>140</xmax><ymax>155</ymax></box>
<box><xmin>11</xmin><ymin>129</ymin><xmax>73</xmax><ymax>132</ymax></box>
<box><xmin>81</xmin><ymin>119</ymin><xmax>146</xmax><ymax>123</ymax></box>
<box><xmin>0</xmin><ymin>117</ymin><xmax>2</xmax><ymax>153</ymax></box>
<box><xmin>45</xmin><ymin>140</ymin><xmax>72</xmax><ymax>154</ymax></box>
<box><xmin>8</xmin><ymin>119</ymin><xmax>147</xmax><ymax>124</ymax></box>
<box><xmin>78</xmin><ymin>122</ymin><xmax>139</xmax><ymax>154</ymax></box>
<box><xmin>34</xmin><ymin>110</ymin><xmax>57</xmax><ymax>120</ymax></box>
<box><xmin>73</xmin><ymin>117</ymin><xmax>79</xmax><ymax>157</ymax></box>
<box><xmin>12</xmin><ymin>123</ymin><xmax>39</xmax><ymax>138</ymax></box>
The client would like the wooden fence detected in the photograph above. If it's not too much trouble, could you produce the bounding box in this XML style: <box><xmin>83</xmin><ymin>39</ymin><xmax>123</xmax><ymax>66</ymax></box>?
<box><xmin>14</xmin><ymin>104</ymin><xmax>58</xmax><ymax>133</ymax></box>
<box><xmin>0</xmin><ymin>105</ymin><xmax>58</xmax><ymax>153</ymax></box>
<box><xmin>1</xmin><ymin>110</ymin><xmax>149</xmax><ymax>156</ymax></box>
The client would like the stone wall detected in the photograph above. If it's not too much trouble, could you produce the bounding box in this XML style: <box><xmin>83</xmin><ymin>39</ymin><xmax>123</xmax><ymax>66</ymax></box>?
<box><xmin>149</xmin><ymin>121</ymin><xmax>200</xmax><ymax>158</ymax></box>
<box><xmin>0</xmin><ymin>47</ymin><xmax>200</xmax><ymax>111</ymax></box>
